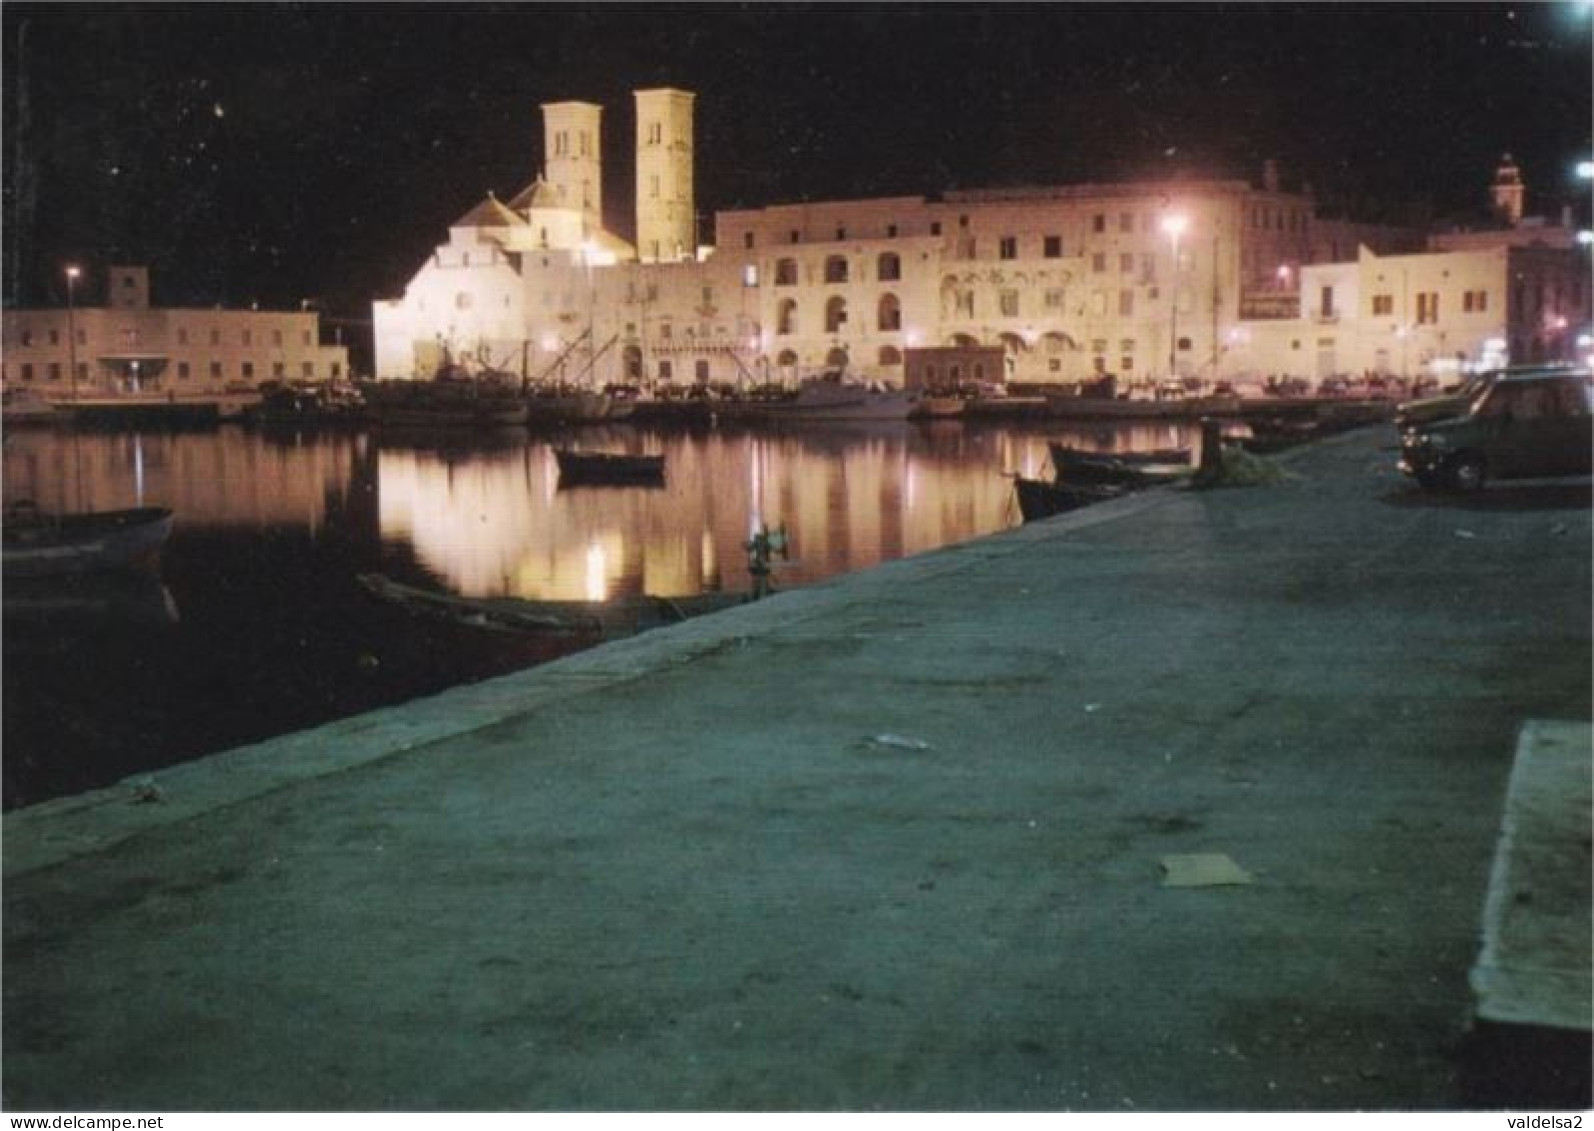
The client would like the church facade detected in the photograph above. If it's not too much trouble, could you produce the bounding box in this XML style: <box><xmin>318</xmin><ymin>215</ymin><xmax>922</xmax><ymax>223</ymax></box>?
<box><xmin>373</xmin><ymin>90</ymin><xmax>1588</xmax><ymax>390</ymax></box>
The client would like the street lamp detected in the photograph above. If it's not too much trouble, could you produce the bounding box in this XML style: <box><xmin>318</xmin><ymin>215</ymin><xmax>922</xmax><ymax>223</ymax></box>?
<box><xmin>1161</xmin><ymin>214</ymin><xmax>1188</xmax><ymax>379</ymax></box>
<box><xmin>64</xmin><ymin>265</ymin><xmax>81</xmax><ymax>402</ymax></box>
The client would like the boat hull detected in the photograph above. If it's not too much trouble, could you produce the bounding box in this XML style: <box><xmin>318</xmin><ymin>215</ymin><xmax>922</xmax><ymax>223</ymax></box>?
<box><xmin>3</xmin><ymin>506</ymin><xmax>175</xmax><ymax>578</ymax></box>
<box><xmin>1012</xmin><ymin>478</ymin><xmax>1123</xmax><ymax>523</ymax></box>
<box><xmin>554</xmin><ymin>450</ymin><xmax>666</xmax><ymax>486</ymax></box>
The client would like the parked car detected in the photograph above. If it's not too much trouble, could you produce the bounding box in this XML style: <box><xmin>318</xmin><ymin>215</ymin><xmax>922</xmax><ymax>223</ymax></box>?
<box><xmin>1399</xmin><ymin>368</ymin><xmax>1592</xmax><ymax>491</ymax></box>
<box><xmin>1394</xmin><ymin>363</ymin><xmax>1577</xmax><ymax>430</ymax></box>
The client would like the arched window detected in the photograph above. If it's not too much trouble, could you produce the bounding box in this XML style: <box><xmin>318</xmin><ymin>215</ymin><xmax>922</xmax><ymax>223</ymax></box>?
<box><xmin>877</xmin><ymin>252</ymin><xmax>901</xmax><ymax>282</ymax></box>
<box><xmin>622</xmin><ymin>344</ymin><xmax>643</xmax><ymax>381</ymax></box>
<box><xmin>824</xmin><ymin>296</ymin><xmax>848</xmax><ymax>333</ymax></box>
<box><xmin>825</xmin><ymin>347</ymin><xmax>849</xmax><ymax>368</ymax></box>
<box><xmin>877</xmin><ymin>293</ymin><xmax>902</xmax><ymax>332</ymax></box>
<box><xmin>878</xmin><ymin>345</ymin><xmax>903</xmax><ymax>366</ymax></box>
<box><xmin>775</xmin><ymin>258</ymin><xmax>798</xmax><ymax>286</ymax></box>
<box><xmin>824</xmin><ymin>255</ymin><xmax>849</xmax><ymax>284</ymax></box>
<box><xmin>776</xmin><ymin>349</ymin><xmax>799</xmax><ymax>367</ymax></box>
<box><xmin>777</xmin><ymin>299</ymin><xmax>798</xmax><ymax>335</ymax></box>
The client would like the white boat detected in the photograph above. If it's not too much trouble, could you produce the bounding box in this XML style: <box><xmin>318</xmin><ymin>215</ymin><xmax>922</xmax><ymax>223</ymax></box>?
<box><xmin>756</xmin><ymin>373</ymin><xmax>918</xmax><ymax>422</ymax></box>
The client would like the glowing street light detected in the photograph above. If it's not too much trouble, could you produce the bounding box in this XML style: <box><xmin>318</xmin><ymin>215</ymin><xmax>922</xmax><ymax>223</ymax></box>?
<box><xmin>1162</xmin><ymin>214</ymin><xmax>1188</xmax><ymax>379</ymax></box>
<box><xmin>64</xmin><ymin>265</ymin><xmax>81</xmax><ymax>403</ymax></box>
<box><xmin>1577</xmin><ymin>160</ymin><xmax>1594</xmax><ymax>180</ymax></box>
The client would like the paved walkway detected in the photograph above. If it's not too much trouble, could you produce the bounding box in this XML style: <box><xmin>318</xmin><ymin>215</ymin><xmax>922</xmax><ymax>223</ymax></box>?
<box><xmin>5</xmin><ymin>427</ymin><xmax>1590</xmax><ymax>1111</ymax></box>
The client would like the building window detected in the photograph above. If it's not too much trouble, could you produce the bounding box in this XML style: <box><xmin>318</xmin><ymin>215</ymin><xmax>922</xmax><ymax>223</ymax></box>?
<box><xmin>1119</xmin><ymin>212</ymin><xmax>1134</xmax><ymax>233</ymax></box>
<box><xmin>775</xmin><ymin>258</ymin><xmax>798</xmax><ymax>286</ymax></box>
<box><xmin>658</xmin><ymin>360</ymin><xmax>673</xmax><ymax>381</ymax></box>
<box><xmin>178</xmin><ymin>362</ymin><xmax>190</xmax><ymax>380</ymax></box>
<box><xmin>1372</xmin><ymin>294</ymin><xmax>1393</xmax><ymax>316</ymax></box>
<box><xmin>999</xmin><ymin>289</ymin><xmax>1019</xmax><ymax>317</ymax></box>
<box><xmin>743</xmin><ymin>231</ymin><xmax>755</xmax><ymax>250</ymax></box>
<box><xmin>1044</xmin><ymin>288</ymin><xmax>1066</xmax><ymax>309</ymax></box>
<box><xmin>272</xmin><ymin>362</ymin><xmax>285</xmax><ymax>378</ymax></box>
<box><xmin>886</xmin><ymin>224</ymin><xmax>898</xmax><ymax>238</ymax></box>
<box><xmin>242</xmin><ymin>362</ymin><xmax>254</xmax><ymax>379</ymax></box>
<box><xmin>19</xmin><ymin>329</ymin><xmax>31</xmax><ymax>346</ymax></box>
<box><xmin>1416</xmin><ymin>292</ymin><xmax>1439</xmax><ymax>324</ymax></box>
<box><xmin>21</xmin><ymin>363</ymin><xmax>33</xmax><ymax>381</ymax></box>
<box><xmin>1118</xmin><ymin>289</ymin><xmax>1134</xmax><ymax>317</ymax></box>
<box><xmin>824</xmin><ymin>256</ymin><xmax>848</xmax><ymax>284</ymax></box>
<box><xmin>1120</xmin><ymin>253</ymin><xmax>1134</xmax><ymax>274</ymax></box>
<box><xmin>789</xmin><ymin>230</ymin><xmax>800</xmax><ymax>244</ymax></box>
<box><xmin>836</xmin><ymin>226</ymin><xmax>846</xmax><ymax>241</ymax></box>
<box><xmin>1092</xmin><ymin>253</ymin><xmax>1107</xmax><ymax>273</ymax></box>
<box><xmin>48</xmin><ymin>363</ymin><xmax>61</xmax><ymax>381</ymax></box>
<box><xmin>877</xmin><ymin>252</ymin><xmax>901</xmax><ymax>281</ymax></box>
<box><xmin>695</xmin><ymin>359</ymin><xmax>710</xmax><ymax>383</ymax></box>
<box><xmin>877</xmin><ymin>294</ymin><xmax>902</xmax><ymax>331</ymax></box>
<box><xmin>1320</xmin><ymin>286</ymin><xmax>1335</xmax><ymax>317</ymax></box>
<box><xmin>1463</xmin><ymin>289</ymin><xmax>1489</xmax><ymax>313</ymax></box>
<box><xmin>999</xmin><ymin>237</ymin><xmax>1018</xmax><ymax>260</ymax></box>
<box><xmin>331</xmin><ymin>363</ymin><xmax>342</xmax><ymax>378</ymax></box>
<box><xmin>742</xmin><ymin>264</ymin><xmax>759</xmax><ymax>288</ymax></box>
<box><xmin>48</xmin><ymin>329</ymin><xmax>59</xmax><ymax>345</ymax></box>
<box><xmin>210</xmin><ymin>361</ymin><xmax>223</xmax><ymax>379</ymax></box>
<box><xmin>1044</xmin><ymin>235</ymin><xmax>1062</xmax><ymax>258</ymax></box>
<box><xmin>930</xmin><ymin>221</ymin><xmax>942</xmax><ymax>236</ymax></box>
<box><xmin>302</xmin><ymin>362</ymin><xmax>314</xmax><ymax>378</ymax></box>
<box><xmin>777</xmin><ymin>299</ymin><xmax>798</xmax><ymax>335</ymax></box>
<box><xmin>1092</xmin><ymin>214</ymin><xmax>1106</xmax><ymax>233</ymax></box>
<box><xmin>824</xmin><ymin>296</ymin><xmax>848</xmax><ymax>332</ymax></box>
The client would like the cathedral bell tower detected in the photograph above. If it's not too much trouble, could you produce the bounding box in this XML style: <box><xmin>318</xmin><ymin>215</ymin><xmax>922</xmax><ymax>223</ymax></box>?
<box><xmin>541</xmin><ymin>100</ymin><xmax>603</xmax><ymax>234</ymax></box>
<box><xmin>634</xmin><ymin>88</ymin><xmax>696</xmax><ymax>263</ymax></box>
<box><xmin>1490</xmin><ymin>153</ymin><xmax>1525</xmax><ymax>227</ymax></box>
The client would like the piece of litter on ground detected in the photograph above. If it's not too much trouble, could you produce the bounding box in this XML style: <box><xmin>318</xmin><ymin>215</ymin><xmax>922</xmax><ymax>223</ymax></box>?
<box><xmin>1161</xmin><ymin>852</ymin><xmax>1253</xmax><ymax>887</ymax></box>
<box><xmin>869</xmin><ymin>733</ymin><xmax>930</xmax><ymax>751</ymax></box>
<box><xmin>1084</xmin><ymin>703</ymin><xmax>1102</xmax><ymax>713</ymax></box>
<box><xmin>1453</xmin><ymin>529</ymin><xmax>1477</xmax><ymax>540</ymax></box>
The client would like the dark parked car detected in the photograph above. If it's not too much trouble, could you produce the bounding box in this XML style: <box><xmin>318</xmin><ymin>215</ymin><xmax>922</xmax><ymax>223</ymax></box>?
<box><xmin>1394</xmin><ymin>363</ymin><xmax>1578</xmax><ymax>430</ymax></box>
<box><xmin>1399</xmin><ymin>368</ymin><xmax>1592</xmax><ymax>491</ymax></box>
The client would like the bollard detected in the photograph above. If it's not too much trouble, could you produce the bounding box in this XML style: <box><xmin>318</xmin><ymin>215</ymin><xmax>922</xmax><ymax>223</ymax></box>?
<box><xmin>1198</xmin><ymin>417</ymin><xmax>1224</xmax><ymax>476</ymax></box>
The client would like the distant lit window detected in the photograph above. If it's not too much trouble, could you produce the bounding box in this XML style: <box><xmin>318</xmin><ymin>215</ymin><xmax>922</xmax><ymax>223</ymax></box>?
<box><xmin>1043</xmin><ymin>235</ymin><xmax>1062</xmax><ymax>258</ymax></box>
<box><xmin>742</xmin><ymin>264</ymin><xmax>759</xmax><ymax>288</ymax></box>
<box><xmin>999</xmin><ymin>237</ymin><xmax>1018</xmax><ymax>260</ymax></box>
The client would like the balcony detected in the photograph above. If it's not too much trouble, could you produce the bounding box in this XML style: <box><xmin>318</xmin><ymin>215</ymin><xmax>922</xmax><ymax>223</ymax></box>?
<box><xmin>1239</xmin><ymin>293</ymin><xmax>1300</xmax><ymax>320</ymax></box>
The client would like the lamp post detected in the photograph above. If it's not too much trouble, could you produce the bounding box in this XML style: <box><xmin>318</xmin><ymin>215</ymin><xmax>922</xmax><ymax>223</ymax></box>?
<box><xmin>1161</xmin><ymin>214</ymin><xmax>1188</xmax><ymax>380</ymax></box>
<box><xmin>65</xmin><ymin>265</ymin><xmax>81</xmax><ymax>402</ymax></box>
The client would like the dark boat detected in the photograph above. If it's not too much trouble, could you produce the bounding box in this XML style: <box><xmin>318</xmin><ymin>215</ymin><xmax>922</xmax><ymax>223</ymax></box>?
<box><xmin>2</xmin><ymin>503</ymin><xmax>175</xmax><ymax>578</ymax></box>
<box><xmin>554</xmin><ymin>450</ymin><xmax>666</xmax><ymax>486</ymax></box>
<box><xmin>356</xmin><ymin>573</ymin><xmax>741</xmax><ymax>638</ymax></box>
<box><xmin>1011</xmin><ymin>477</ymin><xmax>1126</xmax><ymax>523</ymax></box>
<box><xmin>249</xmin><ymin>382</ymin><xmax>366</xmax><ymax>428</ymax></box>
<box><xmin>1046</xmin><ymin>442</ymin><xmax>1191</xmax><ymax>488</ymax></box>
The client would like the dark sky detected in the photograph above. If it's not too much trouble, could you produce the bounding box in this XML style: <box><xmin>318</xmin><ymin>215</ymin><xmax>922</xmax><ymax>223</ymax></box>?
<box><xmin>4</xmin><ymin>2</ymin><xmax>1590</xmax><ymax>320</ymax></box>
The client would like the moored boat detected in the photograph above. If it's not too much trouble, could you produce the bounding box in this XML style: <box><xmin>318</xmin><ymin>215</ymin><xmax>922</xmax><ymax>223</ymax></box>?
<box><xmin>910</xmin><ymin>395</ymin><xmax>967</xmax><ymax>420</ymax></box>
<box><xmin>554</xmin><ymin>449</ymin><xmax>666</xmax><ymax>486</ymax></box>
<box><xmin>2</xmin><ymin>502</ymin><xmax>175</xmax><ymax>578</ymax></box>
<box><xmin>755</xmin><ymin>372</ymin><xmax>918</xmax><ymax>422</ymax></box>
<box><xmin>1011</xmin><ymin>477</ymin><xmax>1126</xmax><ymax>523</ymax></box>
<box><xmin>1047</xmin><ymin>442</ymin><xmax>1191</xmax><ymax>487</ymax></box>
<box><xmin>365</xmin><ymin>375</ymin><xmax>529</xmax><ymax>428</ymax></box>
<box><xmin>1045</xmin><ymin>392</ymin><xmax>1242</xmax><ymax>420</ymax></box>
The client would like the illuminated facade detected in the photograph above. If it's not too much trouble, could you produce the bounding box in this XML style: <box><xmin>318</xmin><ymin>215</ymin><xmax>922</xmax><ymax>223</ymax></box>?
<box><xmin>374</xmin><ymin>88</ymin><xmax>1583</xmax><ymax>390</ymax></box>
<box><xmin>1</xmin><ymin>265</ymin><xmax>350</xmax><ymax>395</ymax></box>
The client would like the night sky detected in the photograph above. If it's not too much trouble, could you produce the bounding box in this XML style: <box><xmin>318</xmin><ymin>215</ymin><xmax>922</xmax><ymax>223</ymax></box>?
<box><xmin>4</xmin><ymin>2</ymin><xmax>1590</xmax><ymax>324</ymax></box>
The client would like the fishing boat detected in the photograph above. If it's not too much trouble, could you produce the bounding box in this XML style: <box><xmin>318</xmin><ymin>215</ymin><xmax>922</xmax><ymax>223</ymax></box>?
<box><xmin>1011</xmin><ymin>477</ymin><xmax>1126</xmax><ymax>523</ymax></box>
<box><xmin>1047</xmin><ymin>442</ymin><xmax>1191</xmax><ymax>488</ymax></box>
<box><xmin>755</xmin><ymin>372</ymin><xmax>918</xmax><ymax>422</ymax></box>
<box><xmin>365</xmin><ymin>364</ymin><xmax>529</xmax><ymax>428</ymax></box>
<box><xmin>2</xmin><ymin>502</ymin><xmax>175</xmax><ymax>578</ymax></box>
<box><xmin>356</xmin><ymin>573</ymin><xmax>743</xmax><ymax>639</ymax></box>
<box><xmin>554</xmin><ymin>450</ymin><xmax>666</xmax><ymax>486</ymax></box>
<box><xmin>248</xmin><ymin>381</ymin><xmax>366</xmax><ymax>428</ymax></box>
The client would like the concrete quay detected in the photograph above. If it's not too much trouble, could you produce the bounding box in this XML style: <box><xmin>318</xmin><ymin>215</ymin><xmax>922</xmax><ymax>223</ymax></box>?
<box><xmin>4</xmin><ymin>426</ymin><xmax>1590</xmax><ymax>1112</ymax></box>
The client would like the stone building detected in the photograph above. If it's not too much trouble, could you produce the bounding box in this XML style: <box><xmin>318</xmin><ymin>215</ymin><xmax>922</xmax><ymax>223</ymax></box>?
<box><xmin>1</xmin><ymin>265</ymin><xmax>350</xmax><ymax>396</ymax></box>
<box><xmin>373</xmin><ymin>88</ymin><xmax>1584</xmax><ymax>392</ymax></box>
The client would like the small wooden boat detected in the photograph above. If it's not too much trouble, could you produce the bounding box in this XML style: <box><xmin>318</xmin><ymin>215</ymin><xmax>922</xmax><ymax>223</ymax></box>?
<box><xmin>356</xmin><ymin>574</ymin><xmax>744</xmax><ymax>639</ymax></box>
<box><xmin>554</xmin><ymin>450</ymin><xmax>666</xmax><ymax>486</ymax></box>
<box><xmin>1011</xmin><ymin>477</ymin><xmax>1126</xmax><ymax>523</ymax></box>
<box><xmin>2</xmin><ymin>502</ymin><xmax>175</xmax><ymax>578</ymax></box>
<box><xmin>1047</xmin><ymin>443</ymin><xmax>1191</xmax><ymax>488</ymax></box>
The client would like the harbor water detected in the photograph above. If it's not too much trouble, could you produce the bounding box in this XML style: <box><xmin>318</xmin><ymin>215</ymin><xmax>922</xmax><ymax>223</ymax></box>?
<box><xmin>2</xmin><ymin>417</ymin><xmax>1201</xmax><ymax>808</ymax></box>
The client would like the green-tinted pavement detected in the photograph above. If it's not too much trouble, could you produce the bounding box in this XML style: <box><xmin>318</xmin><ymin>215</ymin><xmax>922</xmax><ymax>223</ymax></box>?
<box><xmin>5</xmin><ymin>426</ymin><xmax>1590</xmax><ymax>1111</ymax></box>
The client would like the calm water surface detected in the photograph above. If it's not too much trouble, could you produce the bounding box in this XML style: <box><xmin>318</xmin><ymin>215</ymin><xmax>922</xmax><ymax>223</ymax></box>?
<box><xmin>2</xmin><ymin>417</ymin><xmax>1197</xmax><ymax>807</ymax></box>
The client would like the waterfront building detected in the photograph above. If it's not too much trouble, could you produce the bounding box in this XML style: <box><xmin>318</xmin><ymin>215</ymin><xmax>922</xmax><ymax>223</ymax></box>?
<box><xmin>1</xmin><ymin>265</ymin><xmax>351</xmax><ymax>397</ymax></box>
<box><xmin>373</xmin><ymin>89</ymin><xmax>1588</xmax><ymax>392</ymax></box>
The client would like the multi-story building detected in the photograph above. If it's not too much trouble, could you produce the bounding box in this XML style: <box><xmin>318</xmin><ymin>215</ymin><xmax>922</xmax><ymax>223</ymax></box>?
<box><xmin>1</xmin><ymin>265</ymin><xmax>351</xmax><ymax>396</ymax></box>
<box><xmin>374</xmin><ymin>88</ymin><xmax>1584</xmax><ymax>392</ymax></box>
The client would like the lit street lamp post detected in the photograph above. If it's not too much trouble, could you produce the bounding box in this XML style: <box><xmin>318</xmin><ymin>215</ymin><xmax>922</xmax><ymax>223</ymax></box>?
<box><xmin>1161</xmin><ymin>214</ymin><xmax>1188</xmax><ymax>380</ymax></box>
<box><xmin>65</xmin><ymin>265</ymin><xmax>81</xmax><ymax>402</ymax></box>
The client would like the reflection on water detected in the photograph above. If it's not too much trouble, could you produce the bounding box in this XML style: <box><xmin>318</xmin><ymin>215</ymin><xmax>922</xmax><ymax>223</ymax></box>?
<box><xmin>1</xmin><ymin>418</ymin><xmax>1196</xmax><ymax>806</ymax></box>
